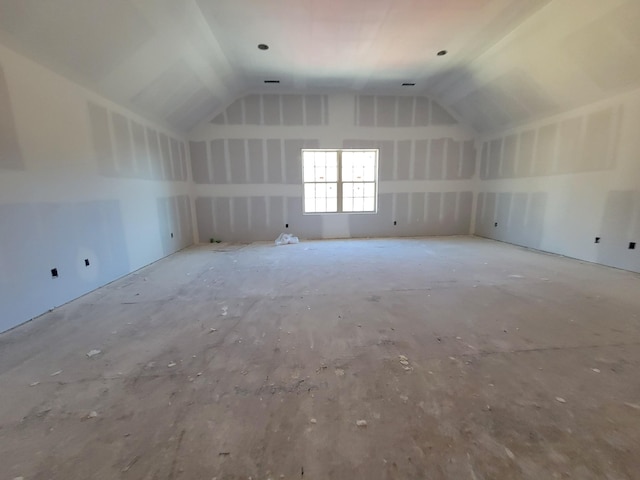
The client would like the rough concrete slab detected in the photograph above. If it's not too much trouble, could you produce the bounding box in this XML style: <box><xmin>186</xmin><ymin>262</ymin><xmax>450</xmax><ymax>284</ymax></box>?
<box><xmin>1</xmin><ymin>237</ymin><xmax>639</xmax><ymax>479</ymax></box>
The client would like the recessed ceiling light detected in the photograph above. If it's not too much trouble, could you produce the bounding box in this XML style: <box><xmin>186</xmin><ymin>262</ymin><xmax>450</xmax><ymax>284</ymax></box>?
<box><xmin>264</xmin><ymin>80</ymin><xmax>280</xmax><ymax>84</ymax></box>
<box><xmin>258</xmin><ymin>44</ymin><xmax>269</xmax><ymax>50</ymax></box>
<box><xmin>437</xmin><ymin>50</ymin><xmax>448</xmax><ymax>56</ymax></box>
<box><xmin>402</xmin><ymin>82</ymin><xmax>416</xmax><ymax>86</ymax></box>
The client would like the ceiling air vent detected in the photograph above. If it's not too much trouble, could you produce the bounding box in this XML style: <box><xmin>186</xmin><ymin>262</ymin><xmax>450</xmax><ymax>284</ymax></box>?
<box><xmin>402</xmin><ymin>83</ymin><xmax>416</xmax><ymax>86</ymax></box>
<box><xmin>264</xmin><ymin>80</ymin><xmax>280</xmax><ymax>84</ymax></box>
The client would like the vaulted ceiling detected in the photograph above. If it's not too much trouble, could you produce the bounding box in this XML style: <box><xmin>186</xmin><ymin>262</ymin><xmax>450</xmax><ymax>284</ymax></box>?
<box><xmin>0</xmin><ymin>0</ymin><xmax>638</xmax><ymax>134</ymax></box>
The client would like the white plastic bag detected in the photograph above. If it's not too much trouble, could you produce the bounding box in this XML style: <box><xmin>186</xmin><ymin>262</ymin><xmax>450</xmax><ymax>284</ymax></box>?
<box><xmin>275</xmin><ymin>232</ymin><xmax>299</xmax><ymax>246</ymax></box>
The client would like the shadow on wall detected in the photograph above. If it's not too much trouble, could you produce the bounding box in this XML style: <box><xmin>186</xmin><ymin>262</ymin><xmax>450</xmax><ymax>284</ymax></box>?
<box><xmin>475</xmin><ymin>191</ymin><xmax>547</xmax><ymax>250</ymax></box>
<box><xmin>597</xmin><ymin>190</ymin><xmax>640</xmax><ymax>273</ymax></box>
<box><xmin>0</xmin><ymin>64</ymin><xmax>24</xmax><ymax>170</ymax></box>
<box><xmin>0</xmin><ymin>200</ymin><xmax>130</xmax><ymax>332</ymax></box>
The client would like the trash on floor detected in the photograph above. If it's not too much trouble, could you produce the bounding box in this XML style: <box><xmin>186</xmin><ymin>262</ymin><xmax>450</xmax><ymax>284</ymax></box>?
<box><xmin>356</xmin><ymin>420</ymin><xmax>367</xmax><ymax>427</ymax></box>
<box><xmin>275</xmin><ymin>233</ymin><xmax>299</xmax><ymax>246</ymax></box>
<box><xmin>86</xmin><ymin>349</ymin><xmax>101</xmax><ymax>358</ymax></box>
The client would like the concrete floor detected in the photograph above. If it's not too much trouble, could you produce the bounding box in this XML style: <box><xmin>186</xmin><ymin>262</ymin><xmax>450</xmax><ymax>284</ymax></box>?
<box><xmin>1</xmin><ymin>236</ymin><xmax>640</xmax><ymax>480</ymax></box>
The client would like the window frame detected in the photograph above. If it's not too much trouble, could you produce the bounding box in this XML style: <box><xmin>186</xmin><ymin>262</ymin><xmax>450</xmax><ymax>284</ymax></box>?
<box><xmin>302</xmin><ymin>148</ymin><xmax>379</xmax><ymax>215</ymax></box>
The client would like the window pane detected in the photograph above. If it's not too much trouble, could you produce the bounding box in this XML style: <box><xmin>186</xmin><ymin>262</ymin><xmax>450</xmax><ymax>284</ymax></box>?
<box><xmin>353</xmin><ymin>197</ymin><xmax>364</xmax><ymax>211</ymax></box>
<box><xmin>314</xmin><ymin>152</ymin><xmax>326</xmax><ymax>169</ymax></box>
<box><xmin>315</xmin><ymin>165</ymin><xmax>326</xmax><ymax>181</ymax></box>
<box><xmin>325</xmin><ymin>151</ymin><xmax>338</xmax><ymax>166</ymax></box>
<box><xmin>363</xmin><ymin>197</ymin><xmax>375</xmax><ymax>211</ymax></box>
<box><xmin>315</xmin><ymin>199</ymin><xmax>327</xmax><ymax>213</ymax></box>
<box><xmin>304</xmin><ymin>183</ymin><xmax>315</xmax><ymax>198</ymax></box>
<box><xmin>326</xmin><ymin>152</ymin><xmax>338</xmax><ymax>181</ymax></box>
<box><xmin>303</xmin><ymin>153</ymin><xmax>315</xmax><ymax>183</ymax></box>
<box><xmin>343</xmin><ymin>182</ymin><xmax>355</xmax><ymax>198</ymax></box>
<box><xmin>364</xmin><ymin>182</ymin><xmax>375</xmax><ymax>197</ymax></box>
<box><xmin>343</xmin><ymin>196</ymin><xmax>354</xmax><ymax>212</ymax></box>
<box><xmin>305</xmin><ymin>197</ymin><xmax>316</xmax><ymax>213</ymax></box>
<box><xmin>327</xmin><ymin>197</ymin><xmax>337</xmax><ymax>212</ymax></box>
<box><xmin>316</xmin><ymin>183</ymin><xmax>327</xmax><ymax>198</ymax></box>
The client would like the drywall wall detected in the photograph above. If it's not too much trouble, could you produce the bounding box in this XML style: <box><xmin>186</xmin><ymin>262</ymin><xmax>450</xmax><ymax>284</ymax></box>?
<box><xmin>474</xmin><ymin>87</ymin><xmax>640</xmax><ymax>273</ymax></box>
<box><xmin>0</xmin><ymin>43</ymin><xmax>193</xmax><ymax>332</ymax></box>
<box><xmin>435</xmin><ymin>0</ymin><xmax>640</xmax><ymax>135</ymax></box>
<box><xmin>189</xmin><ymin>94</ymin><xmax>476</xmax><ymax>242</ymax></box>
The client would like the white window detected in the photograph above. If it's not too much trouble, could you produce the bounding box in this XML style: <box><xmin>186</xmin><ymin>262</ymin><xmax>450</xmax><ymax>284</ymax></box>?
<box><xmin>302</xmin><ymin>149</ymin><xmax>378</xmax><ymax>214</ymax></box>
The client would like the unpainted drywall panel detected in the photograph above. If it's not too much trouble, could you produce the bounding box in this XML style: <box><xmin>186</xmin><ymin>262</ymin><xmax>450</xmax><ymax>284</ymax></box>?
<box><xmin>396</xmin><ymin>140</ymin><xmax>411</xmax><ymax>181</ymax></box>
<box><xmin>210</xmin><ymin>139</ymin><xmax>228</xmax><ymax>184</ymax></box>
<box><xmin>247</xmin><ymin>139</ymin><xmax>265</xmax><ymax>184</ymax></box>
<box><xmin>502</xmin><ymin>134</ymin><xmax>518</xmax><ymax>178</ymax></box>
<box><xmin>158</xmin><ymin>133</ymin><xmax>172</xmax><ymax>181</ymax></box>
<box><xmin>414</xmin><ymin>140</ymin><xmax>428</xmax><ymax>180</ymax></box>
<box><xmin>130</xmin><ymin>120</ymin><xmax>150</xmax><ymax>179</ymax></box>
<box><xmin>263</xmin><ymin>95</ymin><xmax>281</xmax><ymax>126</ymax></box>
<box><xmin>225</xmin><ymin>99</ymin><xmax>243</xmax><ymax>124</ymax></box>
<box><xmin>376</xmin><ymin>96</ymin><xmax>396</xmax><ymax>127</ymax></box>
<box><xmin>516</xmin><ymin>130</ymin><xmax>535</xmax><ymax>177</ymax></box>
<box><xmin>305</xmin><ymin>95</ymin><xmax>324</xmax><ymax>126</ymax></box>
<box><xmin>195</xmin><ymin>197</ymin><xmax>214</xmax><ymax>243</ymax></box>
<box><xmin>428</xmin><ymin>139</ymin><xmax>445</xmax><ymax>181</ymax></box>
<box><xmin>112</xmin><ymin>113</ymin><xmax>134</xmax><ymax>176</ymax></box>
<box><xmin>431</xmin><ymin>101</ymin><xmax>458</xmax><ymax>125</ymax></box>
<box><xmin>284</xmin><ymin>140</ymin><xmax>304</xmax><ymax>184</ymax></box>
<box><xmin>170</xmin><ymin>138</ymin><xmax>182</xmax><ymax>181</ymax></box>
<box><xmin>146</xmin><ymin>128</ymin><xmax>163</xmax><ymax>180</ymax></box>
<box><xmin>445</xmin><ymin>139</ymin><xmax>460</xmax><ymax>180</ymax></box>
<box><xmin>415</xmin><ymin>97</ymin><xmax>430</xmax><ymax>126</ymax></box>
<box><xmin>397</xmin><ymin>97</ymin><xmax>414</xmax><ymax>128</ymax></box>
<box><xmin>583</xmin><ymin>107</ymin><xmax>618</xmax><ymax>172</ymax></box>
<box><xmin>0</xmin><ymin>64</ymin><xmax>23</xmax><ymax>170</ymax></box>
<box><xmin>244</xmin><ymin>95</ymin><xmax>262</xmax><ymax>125</ymax></box>
<box><xmin>266</xmin><ymin>139</ymin><xmax>283</xmax><ymax>184</ymax></box>
<box><xmin>228</xmin><ymin>139</ymin><xmax>247</xmax><ymax>184</ymax></box>
<box><xmin>461</xmin><ymin>140</ymin><xmax>476</xmax><ymax>179</ymax></box>
<box><xmin>358</xmin><ymin>95</ymin><xmax>375</xmax><ymax>127</ymax></box>
<box><xmin>282</xmin><ymin>95</ymin><xmax>304</xmax><ymax>126</ymax></box>
<box><xmin>88</xmin><ymin>102</ymin><xmax>116</xmax><ymax>176</ymax></box>
<box><xmin>190</xmin><ymin>141</ymin><xmax>209</xmax><ymax>184</ymax></box>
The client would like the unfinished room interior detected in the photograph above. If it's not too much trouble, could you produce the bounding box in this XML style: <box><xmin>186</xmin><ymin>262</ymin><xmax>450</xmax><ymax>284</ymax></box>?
<box><xmin>1</xmin><ymin>0</ymin><xmax>640</xmax><ymax>478</ymax></box>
